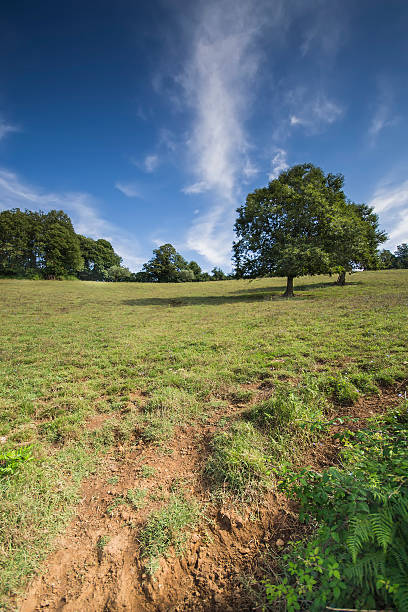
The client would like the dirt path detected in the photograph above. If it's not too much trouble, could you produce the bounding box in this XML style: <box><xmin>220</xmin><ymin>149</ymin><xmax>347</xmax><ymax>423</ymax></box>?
<box><xmin>17</xmin><ymin>390</ymin><xmax>401</xmax><ymax>612</ymax></box>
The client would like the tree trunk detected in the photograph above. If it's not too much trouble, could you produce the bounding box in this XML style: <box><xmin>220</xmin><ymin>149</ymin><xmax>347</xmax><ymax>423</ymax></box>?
<box><xmin>335</xmin><ymin>270</ymin><xmax>346</xmax><ymax>286</ymax></box>
<box><xmin>283</xmin><ymin>275</ymin><xmax>294</xmax><ymax>297</ymax></box>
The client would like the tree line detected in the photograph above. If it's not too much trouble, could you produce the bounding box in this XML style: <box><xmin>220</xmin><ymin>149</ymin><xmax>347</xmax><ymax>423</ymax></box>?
<box><xmin>0</xmin><ymin>209</ymin><xmax>229</xmax><ymax>282</ymax></box>
<box><xmin>0</xmin><ymin>163</ymin><xmax>406</xmax><ymax>290</ymax></box>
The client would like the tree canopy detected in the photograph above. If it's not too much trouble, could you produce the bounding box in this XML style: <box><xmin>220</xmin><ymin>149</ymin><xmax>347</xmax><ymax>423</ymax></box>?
<box><xmin>233</xmin><ymin>163</ymin><xmax>387</xmax><ymax>296</ymax></box>
<box><xmin>0</xmin><ymin>208</ymin><xmax>122</xmax><ymax>280</ymax></box>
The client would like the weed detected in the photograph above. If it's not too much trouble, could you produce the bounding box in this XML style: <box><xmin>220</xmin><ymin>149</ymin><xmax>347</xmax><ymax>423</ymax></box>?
<box><xmin>96</xmin><ymin>535</ymin><xmax>110</xmax><ymax>562</ymax></box>
<box><xmin>0</xmin><ymin>445</ymin><xmax>33</xmax><ymax>478</ymax></box>
<box><xmin>267</xmin><ymin>402</ymin><xmax>408</xmax><ymax>611</ymax></box>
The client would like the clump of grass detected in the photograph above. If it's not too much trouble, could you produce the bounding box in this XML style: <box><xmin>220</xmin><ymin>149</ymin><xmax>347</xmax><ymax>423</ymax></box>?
<box><xmin>247</xmin><ymin>391</ymin><xmax>310</xmax><ymax>430</ymax></box>
<box><xmin>229</xmin><ymin>388</ymin><xmax>254</xmax><ymax>404</ymax></box>
<box><xmin>107</xmin><ymin>475</ymin><xmax>119</xmax><ymax>485</ymax></box>
<box><xmin>205</xmin><ymin>421</ymin><xmax>270</xmax><ymax>498</ymax></box>
<box><xmin>126</xmin><ymin>488</ymin><xmax>147</xmax><ymax>509</ymax></box>
<box><xmin>106</xmin><ymin>496</ymin><xmax>126</xmax><ymax>516</ymax></box>
<box><xmin>141</xmin><ymin>415</ymin><xmax>174</xmax><ymax>444</ymax></box>
<box><xmin>139</xmin><ymin>464</ymin><xmax>156</xmax><ymax>478</ymax></box>
<box><xmin>96</xmin><ymin>534</ymin><xmax>110</xmax><ymax>562</ymax></box>
<box><xmin>144</xmin><ymin>386</ymin><xmax>198</xmax><ymax>417</ymax></box>
<box><xmin>139</xmin><ymin>493</ymin><xmax>200</xmax><ymax>575</ymax></box>
<box><xmin>348</xmin><ymin>372</ymin><xmax>379</xmax><ymax>394</ymax></box>
<box><xmin>320</xmin><ymin>374</ymin><xmax>360</xmax><ymax>405</ymax></box>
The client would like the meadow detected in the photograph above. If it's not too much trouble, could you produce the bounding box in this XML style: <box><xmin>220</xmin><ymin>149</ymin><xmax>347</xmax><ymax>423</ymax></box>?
<box><xmin>1</xmin><ymin>271</ymin><xmax>408</xmax><ymax>610</ymax></box>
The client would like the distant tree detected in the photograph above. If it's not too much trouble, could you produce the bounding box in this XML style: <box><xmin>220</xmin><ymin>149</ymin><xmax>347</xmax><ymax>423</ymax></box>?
<box><xmin>39</xmin><ymin>210</ymin><xmax>83</xmax><ymax>278</ymax></box>
<box><xmin>211</xmin><ymin>267</ymin><xmax>227</xmax><ymax>280</ymax></box>
<box><xmin>329</xmin><ymin>202</ymin><xmax>387</xmax><ymax>285</ymax></box>
<box><xmin>177</xmin><ymin>269</ymin><xmax>195</xmax><ymax>282</ymax></box>
<box><xmin>394</xmin><ymin>243</ymin><xmax>408</xmax><ymax>268</ymax></box>
<box><xmin>200</xmin><ymin>272</ymin><xmax>211</xmax><ymax>281</ymax></box>
<box><xmin>379</xmin><ymin>249</ymin><xmax>397</xmax><ymax>270</ymax></box>
<box><xmin>142</xmin><ymin>244</ymin><xmax>191</xmax><ymax>282</ymax></box>
<box><xmin>105</xmin><ymin>265</ymin><xmax>132</xmax><ymax>282</ymax></box>
<box><xmin>132</xmin><ymin>270</ymin><xmax>151</xmax><ymax>282</ymax></box>
<box><xmin>188</xmin><ymin>260</ymin><xmax>202</xmax><ymax>281</ymax></box>
<box><xmin>0</xmin><ymin>209</ymin><xmax>40</xmax><ymax>276</ymax></box>
<box><xmin>77</xmin><ymin>236</ymin><xmax>121</xmax><ymax>280</ymax></box>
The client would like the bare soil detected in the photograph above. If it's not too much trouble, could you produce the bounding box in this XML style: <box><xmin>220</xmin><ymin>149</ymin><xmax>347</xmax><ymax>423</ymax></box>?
<box><xmin>17</xmin><ymin>389</ymin><xmax>401</xmax><ymax>612</ymax></box>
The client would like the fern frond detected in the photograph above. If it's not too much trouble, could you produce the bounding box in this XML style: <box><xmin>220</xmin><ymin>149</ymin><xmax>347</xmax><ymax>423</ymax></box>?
<box><xmin>369</xmin><ymin>510</ymin><xmax>394</xmax><ymax>552</ymax></box>
<box><xmin>346</xmin><ymin>516</ymin><xmax>373</xmax><ymax>562</ymax></box>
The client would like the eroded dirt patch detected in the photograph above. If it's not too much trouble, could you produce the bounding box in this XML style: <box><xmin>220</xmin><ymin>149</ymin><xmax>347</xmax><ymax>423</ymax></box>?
<box><xmin>17</xmin><ymin>389</ymin><xmax>402</xmax><ymax>612</ymax></box>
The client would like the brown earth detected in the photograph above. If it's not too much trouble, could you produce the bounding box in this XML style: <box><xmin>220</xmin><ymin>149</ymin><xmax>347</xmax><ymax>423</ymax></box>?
<box><xmin>17</xmin><ymin>388</ymin><xmax>402</xmax><ymax>612</ymax></box>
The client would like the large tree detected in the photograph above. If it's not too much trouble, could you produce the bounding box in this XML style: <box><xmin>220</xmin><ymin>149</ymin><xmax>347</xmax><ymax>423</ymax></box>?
<box><xmin>233</xmin><ymin>164</ymin><xmax>385</xmax><ymax>296</ymax></box>
<box><xmin>142</xmin><ymin>244</ymin><xmax>192</xmax><ymax>282</ymax></box>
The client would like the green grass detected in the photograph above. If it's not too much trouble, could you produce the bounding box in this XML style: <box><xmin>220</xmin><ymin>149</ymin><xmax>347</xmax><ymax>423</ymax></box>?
<box><xmin>205</xmin><ymin>421</ymin><xmax>270</xmax><ymax>498</ymax></box>
<box><xmin>0</xmin><ymin>271</ymin><xmax>408</xmax><ymax>602</ymax></box>
<box><xmin>139</xmin><ymin>493</ymin><xmax>200</xmax><ymax>575</ymax></box>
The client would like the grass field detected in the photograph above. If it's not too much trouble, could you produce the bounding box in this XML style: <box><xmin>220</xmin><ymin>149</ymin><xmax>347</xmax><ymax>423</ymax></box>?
<box><xmin>1</xmin><ymin>271</ymin><xmax>408</xmax><ymax>609</ymax></box>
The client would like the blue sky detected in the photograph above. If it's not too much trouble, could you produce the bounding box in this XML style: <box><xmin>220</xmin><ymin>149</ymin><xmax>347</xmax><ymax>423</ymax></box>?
<box><xmin>0</xmin><ymin>0</ymin><xmax>407</xmax><ymax>271</ymax></box>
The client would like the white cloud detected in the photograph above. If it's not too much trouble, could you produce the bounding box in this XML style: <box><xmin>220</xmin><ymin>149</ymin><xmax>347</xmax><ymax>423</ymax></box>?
<box><xmin>182</xmin><ymin>181</ymin><xmax>209</xmax><ymax>195</ymax></box>
<box><xmin>369</xmin><ymin>178</ymin><xmax>408</xmax><ymax>251</ymax></box>
<box><xmin>0</xmin><ymin>120</ymin><xmax>19</xmax><ymax>141</ymax></box>
<box><xmin>243</xmin><ymin>158</ymin><xmax>259</xmax><ymax>179</ymax></box>
<box><xmin>0</xmin><ymin>168</ymin><xmax>145</xmax><ymax>270</ymax></box>
<box><xmin>288</xmin><ymin>91</ymin><xmax>343</xmax><ymax>132</ymax></box>
<box><xmin>115</xmin><ymin>181</ymin><xmax>140</xmax><ymax>198</ymax></box>
<box><xmin>177</xmin><ymin>0</ymin><xmax>287</xmax><ymax>267</ymax></box>
<box><xmin>144</xmin><ymin>154</ymin><xmax>159</xmax><ymax>172</ymax></box>
<box><xmin>268</xmin><ymin>148</ymin><xmax>288</xmax><ymax>181</ymax></box>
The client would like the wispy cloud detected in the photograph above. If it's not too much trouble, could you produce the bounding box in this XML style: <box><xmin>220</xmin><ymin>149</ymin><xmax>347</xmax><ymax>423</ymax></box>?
<box><xmin>177</xmin><ymin>0</ymin><xmax>286</xmax><ymax>267</ymax></box>
<box><xmin>144</xmin><ymin>154</ymin><xmax>159</xmax><ymax>172</ymax></box>
<box><xmin>288</xmin><ymin>91</ymin><xmax>343</xmax><ymax>133</ymax></box>
<box><xmin>369</xmin><ymin>178</ymin><xmax>408</xmax><ymax>250</ymax></box>
<box><xmin>115</xmin><ymin>181</ymin><xmax>141</xmax><ymax>198</ymax></box>
<box><xmin>0</xmin><ymin>168</ymin><xmax>144</xmax><ymax>270</ymax></box>
<box><xmin>368</xmin><ymin>81</ymin><xmax>397</xmax><ymax>144</ymax></box>
<box><xmin>0</xmin><ymin>119</ymin><xmax>19</xmax><ymax>141</ymax></box>
<box><xmin>300</xmin><ymin>0</ymin><xmax>346</xmax><ymax>60</ymax></box>
<box><xmin>182</xmin><ymin>181</ymin><xmax>208</xmax><ymax>195</ymax></box>
<box><xmin>268</xmin><ymin>149</ymin><xmax>288</xmax><ymax>181</ymax></box>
